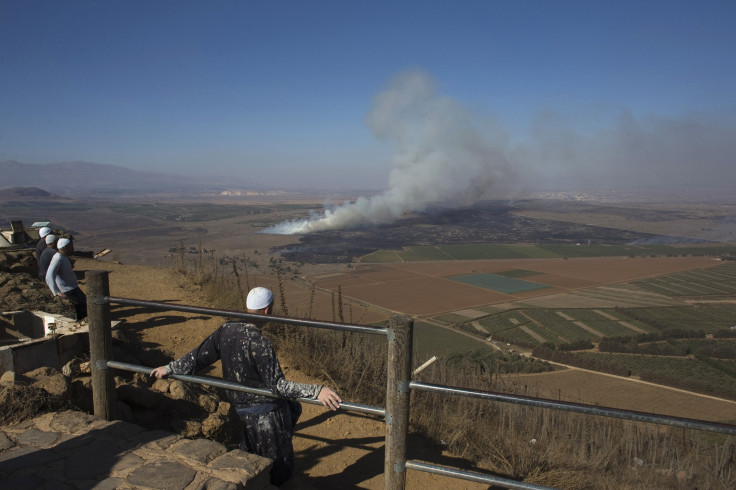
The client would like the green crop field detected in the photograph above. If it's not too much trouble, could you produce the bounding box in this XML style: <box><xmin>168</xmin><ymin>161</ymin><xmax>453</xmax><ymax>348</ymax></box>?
<box><xmin>495</xmin><ymin>269</ymin><xmax>541</xmax><ymax>278</ymax></box>
<box><xmin>664</xmin><ymin>338</ymin><xmax>736</xmax><ymax>359</ymax></box>
<box><xmin>478</xmin><ymin>312</ymin><xmax>529</xmax><ymax>336</ymax></box>
<box><xmin>632</xmin><ymin>262</ymin><xmax>736</xmax><ymax>297</ymax></box>
<box><xmin>409</xmin><ymin>260</ymin><xmax>736</xmax><ymax>400</ymax></box>
<box><xmin>524</xmin><ymin>310</ymin><xmax>600</xmax><ymax>341</ymax></box>
<box><xmin>433</xmin><ymin>313</ymin><xmax>480</xmax><ymax>324</ymax></box>
<box><xmin>413</xmin><ymin>321</ymin><xmax>488</xmax><ymax>357</ymax></box>
<box><xmin>474</xmin><ymin>308</ymin><xmax>657</xmax><ymax>346</ymax></box>
<box><xmin>450</xmin><ymin>273</ymin><xmax>550</xmax><ymax>293</ymax></box>
<box><xmin>361</xmin><ymin>243</ymin><xmax>736</xmax><ymax>262</ymax></box>
<box><xmin>495</xmin><ymin>327</ymin><xmax>539</xmax><ymax>346</ymax></box>
<box><xmin>616</xmin><ymin>304</ymin><xmax>736</xmax><ymax>333</ymax></box>
<box><xmin>441</xmin><ymin>244</ymin><xmax>556</xmax><ymax>260</ymax></box>
<box><xmin>400</xmin><ymin>246</ymin><xmax>454</xmax><ymax>261</ymax></box>
<box><xmin>524</xmin><ymin>323</ymin><xmax>567</xmax><ymax>344</ymax></box>
<box><xmin>363</xmin><ymin>250</ymin><xmax>403</xmax><ymax>263</ymax></box>
<box><xmin>571</xmin><ymin>352</ymin><xmax>736</xmax><ymax>398</ymax></box>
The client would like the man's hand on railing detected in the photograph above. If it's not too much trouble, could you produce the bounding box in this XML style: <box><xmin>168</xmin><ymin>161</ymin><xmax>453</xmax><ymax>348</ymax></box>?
<box><xmin>317</xmin><ymin>386</ymin><xmax>342</xmax><ymax>411</ymax></box>
<box><xmin>150</xmin><ymin>366</ymin><xmax>169</xmax><ymax>379</ymax></box>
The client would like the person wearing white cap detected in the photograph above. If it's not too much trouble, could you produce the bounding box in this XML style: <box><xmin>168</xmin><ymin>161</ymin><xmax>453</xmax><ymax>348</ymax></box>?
<box><xmin>37</xmin><ymin>234</ymin><xmax>58</xmax><ymax>281</ymax></box>
<box><xmin>151</xmin><ymin>286</ymin><xmax>342</xmax><ymax>486</ymax></box>
<box><xmin>35</xmin><ymin>226</ymin><xmax>52</xmax><ymax>263</ymax></box>
<box><xmin>45</xmin><ymin>237</ymin><xmax>87</xmax><ymax>320</ymax></box>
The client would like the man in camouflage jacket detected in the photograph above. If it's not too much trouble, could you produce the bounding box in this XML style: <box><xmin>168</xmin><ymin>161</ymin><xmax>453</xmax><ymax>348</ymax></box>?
<box><xmin>151</xmin><ymin>287</ymin><xmax>341</xmax><ymax>485</ymax></box>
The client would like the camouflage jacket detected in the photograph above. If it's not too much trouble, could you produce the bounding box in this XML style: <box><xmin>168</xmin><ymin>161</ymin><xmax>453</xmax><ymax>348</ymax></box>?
<box><xmin>168</xmin><ymin>321</ymin><xmax>321</xmax><ymax>407</ymax></box>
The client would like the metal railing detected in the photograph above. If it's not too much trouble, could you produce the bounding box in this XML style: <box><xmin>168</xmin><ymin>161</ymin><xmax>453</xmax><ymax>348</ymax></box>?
<box><xmin>107</xmin><ymin>360</ymin><xmax>385</xmax><ymax>417</ymax></box>
<box><xmin>84</xmin><ymin>270</ymin><xmax>736</xmax><ymax>490</ymax></box>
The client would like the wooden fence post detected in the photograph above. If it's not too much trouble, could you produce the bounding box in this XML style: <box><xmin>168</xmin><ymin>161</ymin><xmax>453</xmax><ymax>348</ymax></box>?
<box><xmin>86</xmin><ymin>270</ymin><xmax>116</xmax><ymax>420</ymax></box>
<box><xmin>385</xmin><ymin>314</ymin><xmax>413</xmax><ymax>490</ymax></box>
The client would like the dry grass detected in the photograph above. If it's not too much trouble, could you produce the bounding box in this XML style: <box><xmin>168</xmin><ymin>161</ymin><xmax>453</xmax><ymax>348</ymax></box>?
<box><xmin>411</xmin><ymin>365</ymin><xmax>736</xmax><ymax>488</ymax></box>
<box><xmin>0</xmin><ymin>383</ymin><xmax>70</xmax><ymax>425</ymax></box>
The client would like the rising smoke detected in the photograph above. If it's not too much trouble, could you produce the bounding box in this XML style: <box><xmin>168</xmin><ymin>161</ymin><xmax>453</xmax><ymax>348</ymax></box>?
<box><xmin>263</xmin><ymin>70</ymin><xmax>516</xmax><ymax>235</ymax></box>
<box><xmin>511</xmin><ymin>109</ymin><xmax>736</xmax><ymax>191</ymax></box>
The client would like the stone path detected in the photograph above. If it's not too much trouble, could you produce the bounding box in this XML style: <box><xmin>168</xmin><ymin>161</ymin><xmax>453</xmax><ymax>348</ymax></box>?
<box><xmin>0</xmin><ymin>410</ymin><xmax>274</xmax><ymax>489</ymax></box>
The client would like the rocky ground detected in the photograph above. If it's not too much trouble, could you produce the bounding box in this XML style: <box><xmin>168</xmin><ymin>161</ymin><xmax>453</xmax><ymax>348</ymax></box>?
<box><xmin>0</xmin><ymin>250</ymin><xmax>75</xmax><ymax>318</ymax></box>
<box><xmin>0</xmin><ymin>253</ymin><xmax>488</xmax><ymax>489</ymax></box>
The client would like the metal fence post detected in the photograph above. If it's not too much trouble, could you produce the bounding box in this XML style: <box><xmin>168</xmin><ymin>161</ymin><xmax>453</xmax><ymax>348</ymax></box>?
<box><xmin>385</xmin><ymin>314</ymin><xmax>413</xmax><ymax>490</ymax></box>
<box><xmin>87</xmin><ymin>270</ymin><xmax>116</xmax><ymax>420</ymax></box>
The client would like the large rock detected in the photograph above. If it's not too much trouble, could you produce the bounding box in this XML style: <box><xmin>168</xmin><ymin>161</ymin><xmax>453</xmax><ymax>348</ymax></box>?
<box><xmin>0</xmin><ymin>370</ymin><xmax>15</xmax><ymax>385</ymax></box>
<box><xmin>126</xmin><ymin>460</ymin><xmax>198</xmax><ymax>489</ymax></box>
<box><xmin>169</xmin><ymin>379</ymin><xmax>189</xmax><ymax>400</ymax></box>
<box><xmin>70</xmin><ymin>377</ymin><xmax>93</xmax><ymax>412</ymax></box>
<box><xmin>61</xmin><ymin>358</ymin><xmax>89</xmax><ymax>377</ymax></box>
<box><xmin>201</xmin><ymin>412</ymin><xmax>230</xmax><ymax>441</ymax></box>
<box><xmin>198</xmin><ymin>393</ymin><xmax>219</xmax><ymax>413</ymax></box>
<box><xmin>116</xmin><ymin>400</ymin><xmax>133</xmax><ymax>422</ymax></box>
<box><xmin>151</xmin><ymin>378</ymin><xmax>172</xmax><ymax>393</ymax></box>
<box><xmin>170</xmin><ymin>417</ymin><xmax>202</xmax><ymax>438</ymax></box>
<box><xmin>26</xmin><ymin>367</ymin><xmax>71</xmax><ymax>400</ymax></box>
<box><xmin>117</xmin><ymin>383</ymin><xmax>162</xmax><ymax>409</ymax></box>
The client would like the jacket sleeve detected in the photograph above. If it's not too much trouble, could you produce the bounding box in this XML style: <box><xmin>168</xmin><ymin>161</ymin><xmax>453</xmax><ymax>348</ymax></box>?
<box><xmin>168</xmin><ymin>328</ymin><xmax>222</xmax><ymax>375</ymax></box>
<box><xmin>251</xmin><ymin>335</ymin><xmax>321</xmax><ymax>399</ymax></box>
<box><xmin>45</xmin><ymin>253</ymin><xmax>61</xmax><ymax>296</ymax></box>
<box><xmin>275</xmin><ymin>377</ymin><xmax>322</xmax><ymax>400</ymax></box>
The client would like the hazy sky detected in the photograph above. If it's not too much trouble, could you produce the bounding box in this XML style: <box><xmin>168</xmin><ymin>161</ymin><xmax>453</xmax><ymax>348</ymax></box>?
<box><xmin>1</xmin><ymin>1</ymin><xmax>735</xmax><ymax>192</ymax></box>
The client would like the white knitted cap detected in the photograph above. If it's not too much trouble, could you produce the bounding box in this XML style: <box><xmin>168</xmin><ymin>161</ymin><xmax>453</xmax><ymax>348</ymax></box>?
<box><xmin>39</xmin><ymin>227</ymin><xmax>52</xmax><ymax>238</ymax></box>
<box><xmin>246</xmin><ymin>287</ymin><xmax>274</xmax><ymax>310</ymax></box>
<box><xmin>45</xmin><ymin>234</ymin><xmax>57</xmax><ymax>245</ymax></box>
<box><xmin>57</xmin><ymin>238</ymin><xmax>71</xmax><ymax>249</ymax></box>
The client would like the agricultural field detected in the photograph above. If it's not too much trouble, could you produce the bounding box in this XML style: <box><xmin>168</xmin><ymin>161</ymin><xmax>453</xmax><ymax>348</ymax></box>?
<box><xmin>362</xmin><ymin>243</ymin><xmax>736</xmax><ymax>263</ymax></box>
<box><xmin>631</xmin><ymin>261</ymin><xmax>736</xmax><ymax>298</ymax></box>
<box><xmin>615</xmin><ymin>303</ymin><xmax>736</xmax><ymax>334</ymax></box>
<box><xmin>572</xmin><ymin>352</ymin><xmax>736</xmax><ymax>398</ymax></box>
<box><xmin>311</xmin><ymin>257</ymin><xmax>736</xmax><ymax>403</ymax></box>
<box><xmin>449</xmin><ymin>273</ymin><xmax>551</xmax><ymax>293</ymax></box>
<box><xmin>106</xmin><ymin>202</ymin><xmax>313</xmax><ymax>222</ymax></box>
<box><xmin>11</xmin><ymin>190</ymin><xmax>736</xmax><ymax>416</ymax></box>
<box><xmin>311</xmin><ymin>256</ymin><xmax>721</xmax><ymax>315</ymax></box>
<box><xmin>413</xmin><ymin>321</ymin><xmax>489</xmax><ymax>358</ymax></box>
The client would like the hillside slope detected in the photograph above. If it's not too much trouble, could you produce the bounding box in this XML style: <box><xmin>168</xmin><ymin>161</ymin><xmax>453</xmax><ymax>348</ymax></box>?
<box><xmin>75</xmin><ymin>258</ymin><xmax>487</xmax><ymax>489</ymax></box>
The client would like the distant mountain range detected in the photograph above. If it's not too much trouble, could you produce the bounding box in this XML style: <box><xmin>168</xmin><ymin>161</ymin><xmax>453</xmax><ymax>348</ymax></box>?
<box><xmin>0</xmin><ymin>186</ymin><xmax>73</xmax><ymax>202</ymax></box>
<box><xmin>0</xmin><ymin>160</ymin><xmax>246</xmax><ymax>195</ymax></box>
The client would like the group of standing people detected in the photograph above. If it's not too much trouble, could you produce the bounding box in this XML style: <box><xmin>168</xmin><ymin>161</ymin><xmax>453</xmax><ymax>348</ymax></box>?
<box><xmin>35</xmin><ymin>226</ymin><xmax>87</xmax><ymax>321</ymax></box>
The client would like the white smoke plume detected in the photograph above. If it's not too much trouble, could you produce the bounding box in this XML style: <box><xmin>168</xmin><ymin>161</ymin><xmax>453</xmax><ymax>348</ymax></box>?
<box><xmin>263</xmin><ymin>70</ymin><xmax>516</xmax><ymax>234</ymax></box>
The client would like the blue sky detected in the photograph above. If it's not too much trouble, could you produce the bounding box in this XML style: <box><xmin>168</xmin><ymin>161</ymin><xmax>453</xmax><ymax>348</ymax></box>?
<box><xmin>1</xmin><ymin>1</ymin><xmax>735</xmax><ymax>192</ymax></box>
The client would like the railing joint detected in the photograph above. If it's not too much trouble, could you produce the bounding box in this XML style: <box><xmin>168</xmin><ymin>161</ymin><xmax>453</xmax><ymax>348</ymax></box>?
<box><xmin>397</xmin><ymin>380</ymin><xmax>410</xmax><ymax>393</ymax></box>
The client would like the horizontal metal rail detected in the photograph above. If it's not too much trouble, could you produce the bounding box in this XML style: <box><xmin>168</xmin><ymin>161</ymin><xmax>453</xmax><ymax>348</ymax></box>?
<box><xmin>411</xmin><ymin>381</ymin><xmax>736</xmax><ymax>436</ymax></box>
<box><xmin>89</xmin><ymin>284</ymin><xmax>736</xmax><ymax>489</ymax></box>
<box><xmin>405</xmin><ymin>460</ymin><xmax>553</xmax><ymax>490</ymax></box>
<box><xmin>108</xmin><ymin>360</ymin><xmax>385</xmax><ymax>417</ymax></box>
<box><xmin>106</xmin><ymin>296</ymin><xmax>387</xmax><ymax>336</ymax></box>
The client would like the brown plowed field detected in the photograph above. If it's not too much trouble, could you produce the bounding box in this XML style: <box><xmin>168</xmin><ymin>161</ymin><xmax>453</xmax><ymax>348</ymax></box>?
<box><xmin>310</xmin><ymin>256</ymin><xmax>719</xmax><ymax>315</ymax></box>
